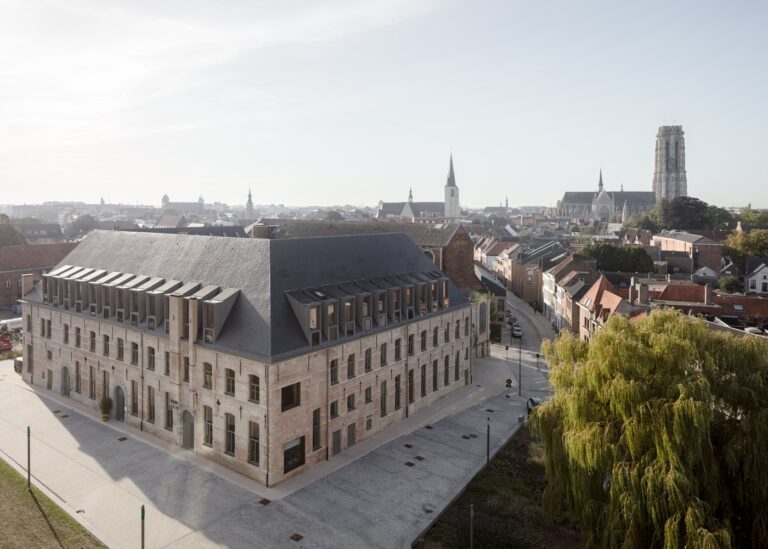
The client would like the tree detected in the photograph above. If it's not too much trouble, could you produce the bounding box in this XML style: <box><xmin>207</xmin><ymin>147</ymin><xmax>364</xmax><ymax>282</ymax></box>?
<box><xmin>325</xmin><ymin>210</ymin><xmax>345</xmax><ymax>221</ymax></box>
<box><xmin>625</xmin><ymin>211</ymin><xmax>660</xmax><ymax>232</ymax></box>
<box><xmin>718</xmin><ymin>275</ymin><xmax>741</xmax><ymax>293</ymax></box>
<box><xmin>724</xmin><ymin>230</ymin><xmax>768</xmax><ymax>272</ymax></box>
<box><xmin>580</xmin><ymin>242</ymin><xmax>654</xmax><ymax>272</ymax></box>
<box><xmin>64</xmin><ymin>214</ymin><xmax>98</xmax><ymax>241</ymax></box>
<box><xmin>531</xmin><ymin>310</ymin><xmax>768</xmax><ymax>548</ymax></box>
<box><xmin>737</xmin><ymin>207</ymin><xmax>768</xmax><ymax>227</ymax></box>
<box><xmin>658</xmin><ymin>196</ymin><xmax>734</xmax><ymax>230</ymax></box>
<box><xmin>0</xmin><ymin>224</ymin><xmax>27</xmax><ymax>247</ymax></box>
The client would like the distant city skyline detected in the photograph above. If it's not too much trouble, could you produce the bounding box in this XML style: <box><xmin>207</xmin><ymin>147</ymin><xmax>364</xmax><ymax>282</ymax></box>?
<box><xmin>2</xmin><ymin>1</ymin><xmax>767</xmax><ymax>208</ymax></box>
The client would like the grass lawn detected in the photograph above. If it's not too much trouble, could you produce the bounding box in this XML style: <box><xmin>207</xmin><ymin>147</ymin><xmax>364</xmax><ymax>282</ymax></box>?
<box><xmin>0</xmin><ymin>457</ymin><xmax>106</xmax><ymax>549</ymax></box>
<box><xmin>423</xmin><ymin>426</ymin><xmax>582</xmax><ymax>549</ymax></box>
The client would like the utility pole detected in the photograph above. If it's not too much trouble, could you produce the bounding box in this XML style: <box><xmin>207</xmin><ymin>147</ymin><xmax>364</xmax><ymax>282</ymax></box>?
<box><xmin>141</xmin><ymin>505</ymin><xmax>145</xmax><ymax>549</ymax></box>
<box><xmin>518</xmin><ymin>338</ymin><xmax>523</xmax><ymax>396</ymax></box>
<box><xmin>27</xmin><ymin>426</ymin><xmax>30</xmax><ymax>490</ymax></box>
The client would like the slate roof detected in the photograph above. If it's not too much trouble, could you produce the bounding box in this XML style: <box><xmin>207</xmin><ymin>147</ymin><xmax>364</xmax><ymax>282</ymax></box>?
<box><xmin>0</xmin><ymin>243</ymin><xmax>78</xmax><ymax>271</ymax></box>
<box><xmin>406</xmin><ymin>202</ymin><xmax>445</xmax><ymax>217</ymax></box>
<box><xmin>31</xmin><ymin>230</ymin><xmax>467</xmax><ymax>362</ymax></box>
<box><xmin>559</xmin><ymin>191</ymin><xmax>655</xmax><ymax>205</ymax></box>
<box><xmin>17</xmin><ymin>223</ymin><xmax>64</xmax><ymax>240</ymax></box>
<box><xmin>746</xmin><ymin>258</ymin><xmax>768</xmax><ymax>277</ymax></box>
<box><xmin>654</xmin><ymin>232</ymin><xmax>718</xmax><ymax>245</ymax></box>
<box><xmin>133</xmin><ymin>226</ymin><xmax>246</xmax><ymax>238</ymax></box>
<box><xmin>256</xmin><ymin>219</ymin><xmax>460</xmax><ymax>247</ymax></box>
<box><xmin>378</xmin><ymin>202</ymin><xmax>407</xmax><ymax>217</ymax></box>
<box><xmin>154</xmin><ymin>214</ymin><xmax>187</xmax><ymax>229</ymax></box>
<box><xmin>560</xmin><ymin>192</ymin><xmax>596</xmax><ymax>204</ymax></box>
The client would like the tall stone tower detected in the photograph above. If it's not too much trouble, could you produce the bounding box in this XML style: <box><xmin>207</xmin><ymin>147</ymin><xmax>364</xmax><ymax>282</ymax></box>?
<box><xmin>246</xmin><ymin>189</ymin><xmax>254</xmax><ymax>221</ymax></box>
<box><xmin>652</xmin><ymin>125</ymin><xmax>687</xmax><ymax>203</ymax></box>
<box><xmin>444</xmin><ymin>155</ymin><xmax>460</xmax><ymax>219</ymax></box>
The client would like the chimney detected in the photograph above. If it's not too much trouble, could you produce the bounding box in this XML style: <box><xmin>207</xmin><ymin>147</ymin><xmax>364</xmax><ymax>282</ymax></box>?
<box><xmin>666</xmin><ymin>273</ymin><xmax>671</xmax><ymax>282</ymax></box>
<box><xmin>704</xmin><ymin>284</ymin><xmax>713</xmax><ymax>305</ymax></box>
<box><xmin>628</xmin><ymin>284</ymin><xmax>636</xmax><ymax>304</ymax></box>
<box><xmin>638</xmin><ymin>283</ymin><xmax>649</xmax><ymax>305</ymax></box>
<box><xmin>21</xmin><ymin>274</ymin><xmax>34</xmax><ymax>297</ymax></box>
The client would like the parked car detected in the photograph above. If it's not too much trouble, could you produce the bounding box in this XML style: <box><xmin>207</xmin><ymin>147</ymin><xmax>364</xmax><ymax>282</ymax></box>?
<box><xmin>13</xmin><ymin>357</ymin><xmax>23</xmax><ymax>373</ymax></box>
<box><xmin>511</xmin><ymin>325</ymin><xmax>523</xmax><ymax>338</ymax></box>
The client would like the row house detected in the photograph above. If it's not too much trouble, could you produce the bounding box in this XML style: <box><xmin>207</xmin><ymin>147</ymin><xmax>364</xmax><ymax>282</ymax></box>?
<box><xmin>578</xmin><ymin>276</ymin><xmax>640</xmax><ymax>341</ymax></box>
<box><xmin>22</xmin><ymin>230</ymin><xmax>474</xmax><ymax>486</ymax></box>
<box><xmin>495</xmin><ymin>240</ymin><xmax>568</xmax><ymax>311</ymax></box>
<box><xmin>541</xmin><ymin>254</ymin><xmax>596</xmax><ymax>331</ymax></box>
<box><xmin>649</xmin><ymin>231</ymin><xmax>723</xmax><ymax>274</ymax></box>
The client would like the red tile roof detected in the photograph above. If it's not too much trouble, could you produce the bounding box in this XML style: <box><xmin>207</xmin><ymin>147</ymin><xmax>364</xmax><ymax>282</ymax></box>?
<box><xmin>0</xmin><ymin>243</ymin><xmax>77</xmax><ymax>272</ymax></box>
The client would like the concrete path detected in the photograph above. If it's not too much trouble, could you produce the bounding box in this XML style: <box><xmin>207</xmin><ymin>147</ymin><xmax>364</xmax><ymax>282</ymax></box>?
<box><xmin>0</xmin><ymin>302</ymin><xmax>554</xmax><ymax>549</ymax></box>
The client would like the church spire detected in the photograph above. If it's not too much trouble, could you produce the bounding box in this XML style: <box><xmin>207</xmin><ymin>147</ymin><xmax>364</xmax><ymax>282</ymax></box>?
<box><xmin>408</xmin><ymin>187</ymin><xmax>413</xmax><ymax>203</ymax></box>
<box><xmin>446</xmin><ymin>154</ymin><xmax>456</xmax><ymax>187</ymax></box>
<box><xmin>598</xmin><ymin>169</ymin><xmax>604</xmax><ymax>192</ymax></box>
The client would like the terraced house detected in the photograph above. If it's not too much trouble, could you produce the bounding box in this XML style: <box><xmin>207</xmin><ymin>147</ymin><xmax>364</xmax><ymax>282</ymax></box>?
<box><xmin>21</xmin><ymin>231</ymin><xmax>473</xmax><ymax>486</ymax></box>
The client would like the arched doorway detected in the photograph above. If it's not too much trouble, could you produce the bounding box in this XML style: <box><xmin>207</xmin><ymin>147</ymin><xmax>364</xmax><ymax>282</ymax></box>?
<box><xmin>114</xmin><ymin>386</ymin><xmax>125</xmax><ymax>422</ymax></box>
<box><xmin>60</xmin><ymin>367</ymin><xmax>71</xmax><ymax>397</ymax></box>
<box><xmin>182</xmin><ymin>411</ymin><xmax>194</xmax><ymax>449</ymax></box>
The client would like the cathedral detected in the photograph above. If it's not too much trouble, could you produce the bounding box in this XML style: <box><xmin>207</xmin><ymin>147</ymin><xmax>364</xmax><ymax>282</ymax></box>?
<box><xmin>556</xmin><ymin>125</ymin><xmax>688</xmax><ymax>221</ymax></box>
<box><xmin>378</xmin><ymin>155</ymin><xmax>461</xmax><ymax>220</ymax></box>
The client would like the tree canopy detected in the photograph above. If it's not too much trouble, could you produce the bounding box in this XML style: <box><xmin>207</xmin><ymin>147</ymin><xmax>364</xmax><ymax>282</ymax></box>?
<box><xmin>64</xmin><ymin>214</ymin><xmax>99</xmax><ymax>241</ymax></box>
<box><xmin>737</xmin><ymin>207</ymin><xmax>768</xmax><ymax>227</ymax></box>
<box><xmin>625</xmin><ymin>197</ymin><xmax>734</xmax><ymax>232</ymax></box>
<box><xmin>531</xmin><ymin>310</ymin><xmax>768</xmax><ymax>548</ymax></box>
<box><xmin>580</xmin><ymin>242</ymin><xmax>654</xmax><ymax>273</ymax></box>
<box><xmin>0</xmin><ymin>223</ymin><xmax>27</xmax><ymax>247</ymax></box>
<box><xmin>724</xmin><ymin>230</ymin><xmax>768</xmax><ymax>272</ymax></box>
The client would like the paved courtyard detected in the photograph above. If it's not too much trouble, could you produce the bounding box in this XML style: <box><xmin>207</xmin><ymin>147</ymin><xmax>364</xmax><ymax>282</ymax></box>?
<box><xmin>0</xmin><ymin>297</ymin><xmax>553</xmax><ymax>549</ymax></box>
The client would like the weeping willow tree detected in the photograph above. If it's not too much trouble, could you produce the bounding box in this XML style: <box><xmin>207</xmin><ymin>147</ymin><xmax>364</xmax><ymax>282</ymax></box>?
<box><xmin>530</xmin><ymin>309</ymin><xmax>768</xmax><ymax>548</ymax></box>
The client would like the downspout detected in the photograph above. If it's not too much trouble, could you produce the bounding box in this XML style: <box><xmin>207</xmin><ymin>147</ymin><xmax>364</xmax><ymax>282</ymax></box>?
<box><xmin>265</xmin><ymin>362</ymin><xmax>270</xmax><ymax>487</ymax></box>
<box><xmin>140</xmin><ymin>331</ymin><xmax>144</xmax><ymax>431</ymax></box>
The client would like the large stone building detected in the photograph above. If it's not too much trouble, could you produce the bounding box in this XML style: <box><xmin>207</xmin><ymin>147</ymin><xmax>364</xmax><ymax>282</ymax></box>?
<box><xmin>556</xmin><ymin>171</ymin><xmax>656</xmax><ymax>221</ymax></box>
<box><xmin>557</xmin><ymin>125</ymin><xmax>689</xmax><ymax>219</ymax></box>
<box><xmin>21</xmin><ymin>231</ymin><xmax>473</xmax><ymax>486</ymax></box>
<box><xmin>378</xmin><ymin>156</ymin><xmax>461</xmax><ymax>220</ymax></box>
<box><xmin>653</xmin><ymin>126</ymin><xmax>687</xmax><ymax>203</ymax></box>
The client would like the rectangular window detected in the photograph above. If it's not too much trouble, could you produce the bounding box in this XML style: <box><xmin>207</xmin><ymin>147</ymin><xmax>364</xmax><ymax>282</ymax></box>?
<box><xmin>394</xmin><ymin>375</ymin><xmax>401</xmax><ymax>410</ymax></box>
<box><xmin>165</xmin><ymin>392</ymin><xmax>173</xmax><ymax>430</ymax></box>
<box><xmin>27</xmin><ymin>345</ymin><xmax>33</xmax><ymax>373</ymax></box>
<box><xmin>433</xmin><ymin>327</ymin><xmax>438</xmax><ymax>347</ymax></box>
<box><xmin>283</xmin><ymin>436</ymin><xmax>305</xmax><ymax>474</ymax></box>
<box><xmin>312</xmin><ymin>408</ymin><xmax>321</xmax><ymax>451</ymax></box>
<box><xmin>421</xmin><ymin>364</ymin><xmax>427</xmax><ymax>398</ymax></box>
<box><xmin>364</xmin><ymin>348</ymin><xmax>372</xmax><ymax>372</ymax></box>
<box><xmin>204</xmin><ymin>363</ymin><xmax>213</xmax><ymax>389</ymax></box>
<box><xmin>74</xmin><ymin>361</ymin><xmax>81</xmax><ymax>393</ymax></box>
<box><xmin>465</xmin><ymin>317</ymin><xmax>470</xmax><ymax>336</ymax></box>
<box><xmin>380</xmin><ymin>381</ymin><xmax>387</xmax><ymax>417</ymax></box>
<box><xmin>330</xmin><ymin>359</ymin><xmax>339</xmax><ymax>385</ymax></box>
<box><xmin>444</xmin><ymin>355</ymin><xmax>450</xmax><ymax>386</ymax></box>
<box><xmin>103</xmin><ymin>334</ymin><xmax>110</xmax><ymax>357</ymax></box>
<box><xmin>89</xmin><ymin>331</ymin><xmax>96</xmax><ymax>352</ymax></box>
<box><xmin>225</xmin><ymin>413</ymin><xmax>235</xmax><ymax>456</ymax></box>
<box><xmin>248</xmin><ymin>421</ymin><xmax>260</xmax><ymax>466</ymax></box>
<box><xmin>40</xmin><ymin>318</ymin><xmax>45</xmax><ymax>336</ymax></box>
<box><xmin>408</xmin><ymin>369</ymin><xmax>414</xmax><ymax>404</ymax></box>
<box><xmin>366</xmin><ymin>416</ymin><xmax>373</xmax><ymax>431</ymax></box>
<box><xmin>249</xmin><ymin>375</ymin><xmax>260</xmax><ymax>403</ymax></box>
<box><xmin>75</xmin><ymin>327</ymin><xmax>81</xmax><ymax>348</ymax></box>
<box><xmin>89</xmin><ymin>366</ymin><xmax>95</xmax><ymax>399</ymax></box>
<box><xmin>102</xmin><ymin>370</ymin><xmax>110</xmax><ymax>398</ymax></box>
<box><xmin>117</xmin><ymin>338</ymin><xmax>124</xmax><ymax>361</ymax></box>
<box><xmin>131</xmin><ymin>380</ymin><xmax>138</xmax><ymax>416</ymax></box>
<box><xmin>148</xmin><ymin>347</ymin><xmax>156</xmax><ymax>371</ymax></box>
<box><xmin>445</xmin><ymin>324</ymin><xmax>450</xmax><ymax>343</ymax></box>
<box><xmin>183</xmin><ymin>356</ymin><xmax>190</xmax><ymax>382</ymax></box>
<box><xmin>309</xmin><ymin>306</ymin><xmax>319</xmax><ymax>330</ymax></box>
<box><xmin>432</xmin><ymin>360</ymin><xmax>438</xmax><ymax>391</ymax></box>
<box><xmin>27</xmin><ymin>314</ymin><xmax>31</xmax><ymax>332</ymax></box>
<box><xmin>204</xmin><ymin>406</ymin><xmax>213</xmax><ymax>446</ymax></box>
<box><xmin>465</xmin><ymin>348</ymin><xmax>469</xmax><ymax>360</ymax></box>
<box><xmin>147</xmin><ymin>386</ymin><xmax>155</xmax><ymax>423</ymax></box>
<box><xmin>455</xmin><ymin>320</ymin><xmax>460</xmax><ymax>339</ymax></box>
<box><xmin>330</xmin><ymin>400</ymin><xmax>339</xmax><ymax>419</ymax></box>
<box><xmin>455</xmin><ymin>351</ymin><xmax>460</xmax><ymax>382</ymax></box>
<box><xmin>347</xmin><ymin>354</ymin><xmax>355</xmax><ymax>379</ymax></box>
<box><xmin>281</xmin><ymin>382</ymin><xmax>301</xmax><ymax>412</ymax></box>
<box><xmin>347</xmin><ymin>393</ymin><xmax>355</xmax><ymax>411</ymax></box>
<box><xmin>408</xmin><ymin>334</ymin><xmax>414</xmax><ymax>356</ymax></box>
<box><xmin>380</xmin><ymin>343</ymin><xmax>387</xmax><ymax>367</ymax></box>
<box><xmin>225</xmin><ymin>368</ymin><xmax>235</xmax><ymax>396</ymax></box>
<box><xmin>164</xmin><ymin>351</ymin><xmax>170</xmax><ymax>375</ymax></box>
<box><xmin>46</xmin><ymin>319</ymin><xmax>51</xmax><ymax>339</ymax></box>
<box><xmin>420</xmin><ymin>330</ymin><xmax>427</xmax><ymax>352</ymax></box>
<box><xmin>365</xmin><ymin>386</ymin><xmax>372</xmax><ymax>403</ymax></box>
<box><xmin>131</xmin><ymin>342</ymin><xmax>138</xmax><ymax>365</ymax></box>
<box><xmin>63</xmin><ymin>324</ymin><xmax>69</xmax><ymax>344</ymax></box>
<box><xmin>395</xmin><ymin>338</ymin><xmax>402</xmax><ymax>361</ymax></box>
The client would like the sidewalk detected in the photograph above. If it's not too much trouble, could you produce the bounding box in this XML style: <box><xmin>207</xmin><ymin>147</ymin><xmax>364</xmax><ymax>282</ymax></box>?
<box><xmin>0</xmin><ymin>352</ymin><xmax>540</xmax><ymax>549</ymax></box>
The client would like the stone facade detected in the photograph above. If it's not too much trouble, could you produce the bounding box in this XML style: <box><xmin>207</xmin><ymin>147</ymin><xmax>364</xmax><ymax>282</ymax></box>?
<box><xmin>653</xmin><ymin>125</ymin><xmax>687</xmax><ymax>203</ymax></box>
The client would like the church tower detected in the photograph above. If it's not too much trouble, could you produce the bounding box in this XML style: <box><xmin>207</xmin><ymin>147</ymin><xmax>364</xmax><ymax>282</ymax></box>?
<box><xmin>653</xmin><ymin>126</ymin><xmax>687</xmax><ymax>203</ymax></box>
<box><xmin>444</xmin><ymin>155</ymin><xmax>460</xmax><ymax>219</ymax></box>
<box><xmin>246</xmin><ymin>189</ymin><xmax>254</xmax><ymax>221</ymax></box>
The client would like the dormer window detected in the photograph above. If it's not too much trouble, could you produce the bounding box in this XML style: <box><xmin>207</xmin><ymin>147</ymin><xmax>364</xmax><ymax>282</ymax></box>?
<box><xmin>442</xmin><ymin>281</ymin><xmax>449</xmax><ymax>308</ymax></box>
<box><xmin>362</xmin><ymin>297</ymin><xmax>370</xmax><ymax>318</ymax></box>
<box><xmin>344</xmin><ymin>300</ymin><xmax>354</xmax><ymax>322</ymax></box>
<box><xmin>327</xmin><ymin>303</ymin><xmax>336</xmax><ymax>324</ymax></box>
<box><xmin>377</xmin><ymin>294</ymin><xmax>386</xmax><ymax>314</ymax></box>
<box><xmin>309</xmin><ymin>306</ymin><xmax>319</xmax><ymax>330</ymax></box>
<box><xmin>406</xmin><ymin>287</ymin><xmax>413</xmax><ymax>307</ymax></box>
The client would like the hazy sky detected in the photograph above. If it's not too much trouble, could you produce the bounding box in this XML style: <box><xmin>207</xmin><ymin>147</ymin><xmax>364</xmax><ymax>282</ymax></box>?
<box><xmin>2</xmin><ymin>0</ymin><xmax>766</xmax><ymax>208</ymax></box>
